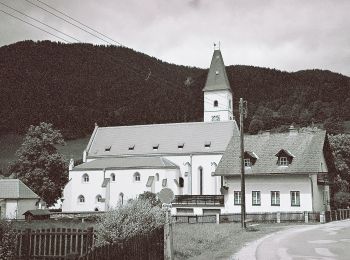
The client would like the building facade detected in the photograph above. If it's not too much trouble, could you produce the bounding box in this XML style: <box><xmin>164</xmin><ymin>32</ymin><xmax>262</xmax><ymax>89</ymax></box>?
<box><xmin>62</xmin><ymin>48</ymin><xmax>239</xmax><ymax>212</ymax></box>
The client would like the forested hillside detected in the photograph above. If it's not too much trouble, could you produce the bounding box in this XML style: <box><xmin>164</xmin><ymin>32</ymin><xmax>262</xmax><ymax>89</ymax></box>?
<box><xmin>1</xmin><ymin>40</ymin><xmax>349</xmax><ymax>139</ymax></box>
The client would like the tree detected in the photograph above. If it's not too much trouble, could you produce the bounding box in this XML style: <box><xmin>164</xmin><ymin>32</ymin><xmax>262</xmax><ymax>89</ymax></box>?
<box><xmin>9</xmin><ymin>122</ymin><xmax>68</xmax><ymax>206</ymax></box>
<box><xmin>248</xmin><ymin>119</ymin><xmax>264</xmax><ymax>134</ymax></box>
<box><xmin>138</xmin><ymin>191</ymin><xmax>162</xmax><ymax>207</ymax></box>
<box><xmin>333</xmin><ymin>192</ymin><xmax>350</xmax><ymax>209</ymax></box>
<box><xmin>324</xmin><ymin>117</ymin><xmax>344</xmax><ymax>134</ymax></box>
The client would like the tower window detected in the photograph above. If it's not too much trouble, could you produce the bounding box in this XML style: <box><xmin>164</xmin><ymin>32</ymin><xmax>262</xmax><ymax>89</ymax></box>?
<box><xmin>229</xmin><ymin>100</ymin><xmax>232</xmax><ymax>109</ymax></box>
<box><xmin>110</xmin><ymin>173</ymin><xmax>116</xmax><ymax>182</ymax></box>
<box><xmin>213</xmin><ymin>100</ymin><xmax>218</xmax><ymax>107</ymax></box>
<box><xmin>82</xmin><ymin>173</ymin><xmax>89</xmax><ymax>183</ymax></box>
<box><xmin>78</xmin><ymin>195</ymin><xmax>85</xmax><ymax>203</ymax></box>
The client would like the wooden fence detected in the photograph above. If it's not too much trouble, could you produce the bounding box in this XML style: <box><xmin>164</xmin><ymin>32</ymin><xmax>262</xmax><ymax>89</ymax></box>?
<box><xmin>172</xmin><ymin>214</ymin><xmax>217</xmax><ymax>224</ymax></box>
<box><xmin>79</xmin><ymin>227</ymin><xmax>164</xmax><ymax>260</ymax></box>
<box><xmin>325</xmin><ymin>209</ymin><xmax>350</xmax><ymax>222</ymax></box>
<box><xmin>13</xmin><ymin>228</ymin><xmax>94</xmax><ymax>259</ymax></box>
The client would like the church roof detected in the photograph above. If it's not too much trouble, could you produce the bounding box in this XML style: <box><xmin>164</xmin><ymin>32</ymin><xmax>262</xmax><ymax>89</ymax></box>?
<box><xmin>0</xmin><ymin>179</ymin><xmax>40</xmax><ymax>199</ymax></box>
<box><xmin>72</xmin><ymin>156</ymin><xmax>179</xmax><ymax>171</ymax></box>
<box><xmin>203</xmin><ymin>49</ymin><xmax>231</xmax><ymax>92</ymax></box>
<box><xmin>215</xmin><ymin>130</ymin><xmax>327</xmax><ymax>176</ymax></box>
<box><xmin>86</xmin><ymin>121</ymin><xmax>238</xmax><ymax>158</ymax></box>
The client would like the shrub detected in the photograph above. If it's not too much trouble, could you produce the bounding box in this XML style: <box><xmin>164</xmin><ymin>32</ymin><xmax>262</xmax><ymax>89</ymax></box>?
<box><xmin>94</xmin><ymin>198</ymin><xmax>165</xmax><ymax>246</ymax></box>
<box><xmin>333</xmin><ymin>192</ymin><xmax>350</xmax><ymax>209</ymax></box>
<box><xmin>0</xmin><ymin>219</ymin><xmax>17</xmax><ymax>259</ymax></box>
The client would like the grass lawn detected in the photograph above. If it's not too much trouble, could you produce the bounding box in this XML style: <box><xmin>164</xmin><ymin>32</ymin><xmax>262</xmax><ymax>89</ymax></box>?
<box><xmin>173</xmin><ymin>222</ymin><xmax>294</xmax><ymax>260</ymax></box>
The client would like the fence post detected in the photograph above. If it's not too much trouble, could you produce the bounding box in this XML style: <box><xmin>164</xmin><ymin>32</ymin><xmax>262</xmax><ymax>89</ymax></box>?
<box><xmin>320</xmin><ymin>211</ymin><xmax>325</xmax><ymax>223</ymax></box>
<box><xmin>216</xmin><ymin>214</ymin><xmax>220</xmax><ymax>224</ymax></box>
<box><xmin>86</xmin><ymin>227</ymin><xmax>94</xmax><ymax>252</ymax></box>
<box><xmin>304</xmin><ymin>212</ymin><xmax>309</xmax><ymax>223</ymax></box>
<box><xmin>23</xmin><ymin>228</ymin><xmax>31</xmax><ymax>260</ymax></box>
<box><xmin>276</xmin><ymin>212</ymin><xmax>281</xmax><ymax>223</ymax></box>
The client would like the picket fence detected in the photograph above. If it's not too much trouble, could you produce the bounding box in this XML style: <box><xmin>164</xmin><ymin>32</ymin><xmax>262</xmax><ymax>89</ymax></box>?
<box><xmin>14</xmin><ymin>227</ymin><xmax>94</xmax><ymax>259</ymax></box>
<box><xmin>79</xmin><ymin>227</ymin><xmax>164</xmax><ymax>260</ymax></box>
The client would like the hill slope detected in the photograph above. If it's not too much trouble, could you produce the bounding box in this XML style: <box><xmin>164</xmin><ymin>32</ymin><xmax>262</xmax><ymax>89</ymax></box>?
<box><xmin>1</xmin><ymin>40</ymin><xmax>349</xmax><ymax>139</ymax></box>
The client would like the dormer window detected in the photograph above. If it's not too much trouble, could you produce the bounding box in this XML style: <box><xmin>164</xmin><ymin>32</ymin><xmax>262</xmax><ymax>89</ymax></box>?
<box><xmin>244</xmin><ymin>151</ymin><xmax>258</xmax><ymax>166</ymax></box>
<box><xmin>153</xmin><ymin>144</ymin><xmax>159</xmax><ymax>151</ymax></box>
<box><xmin>204</xmin><ymin>141</ymin><xmax>211</xmax><ymax>148</ymax></box>
<box><xmin>214</xmin><ymin>100</ymin><xmax>218</xmax><ymax>107</ymax></box>
<box><xmin>275</xmin><ymin>149</ymin><xmax>294</xmax><ymax>166</ymax></box>
<box><xmin>104</xmin><ymin>145</ymin><xmax>111</xmax><ymax>152</ymax></box>
<box><xmin>278</xmin><ymin>157</ymin><xmax>288</xmax><ymax>166</ymax></box>
<box><xmin>128</xmin><ymin>145</ymin><xmax>135</xmax><ymax>151</ymax></box>
<box><xmin>244</xmin><ymin>158</ymin><xmax>251</xmax><ymax>167</ymax></box>
<box><xmin>178</xmin><ymin>143</ymin><xmax>184</xmax><ymax>149</ymax></box>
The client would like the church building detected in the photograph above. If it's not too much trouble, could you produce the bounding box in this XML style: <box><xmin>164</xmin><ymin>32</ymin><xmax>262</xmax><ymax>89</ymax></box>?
<box><xmin>62</xmin><ymin>48</ymin><xmax>239</xmax><ymax>213</ymax></box>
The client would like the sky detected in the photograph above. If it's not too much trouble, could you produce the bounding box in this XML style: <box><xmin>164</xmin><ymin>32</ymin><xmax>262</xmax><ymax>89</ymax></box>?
<box><xmin>1</xmin><ymin>0</ymin><xmax>350</xmax><ymax>76</ymax></box>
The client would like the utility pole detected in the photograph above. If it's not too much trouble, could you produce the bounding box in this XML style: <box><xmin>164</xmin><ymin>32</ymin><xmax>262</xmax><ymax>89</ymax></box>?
<box><xmin>239</xmin><ymin>98</ymin><xmax>247</xmax><ymax>229</ymax></box>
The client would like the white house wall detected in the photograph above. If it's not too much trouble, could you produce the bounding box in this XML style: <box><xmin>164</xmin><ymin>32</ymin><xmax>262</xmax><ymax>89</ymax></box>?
<box><xmin>224</xmin><ymin>175</ymin><xmax>313</xmax><ymax>213</ymax></box>
<box><xmin>5</xmin><ymin>200</ymin><xmax>18</xmax><ymax>219</ymax></box>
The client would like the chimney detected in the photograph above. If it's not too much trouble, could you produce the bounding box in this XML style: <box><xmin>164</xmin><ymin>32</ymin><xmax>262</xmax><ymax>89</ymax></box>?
<box><xmin>289</xmin><ymin>125</ymin><xmax>298</xmax><ymax>136</ymax></box>
<box><xmin>69</xmin><ymin>158</ymin><xmax>74</xmax><ymax>171</ymax></box>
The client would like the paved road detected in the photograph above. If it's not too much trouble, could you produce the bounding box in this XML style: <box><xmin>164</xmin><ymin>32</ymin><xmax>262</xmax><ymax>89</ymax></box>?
<box><xmin>234</xmin><ymin>220</ymin><xmax>350</xmax><ymax>260</ymax></box>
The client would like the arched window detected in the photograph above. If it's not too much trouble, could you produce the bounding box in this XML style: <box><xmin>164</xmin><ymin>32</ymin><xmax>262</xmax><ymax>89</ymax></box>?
<box><xmin>96</xmin><ymin>195</ymin><xmax>102</xmax><ymax>203</ymax></box>
<box><xmin>184</xmin><ymin>162</ymin><xmax>191</xmax><ymax>177</ymax></box>
<box><xmin>119</xmin><ymin>192</ymin><xmax>124</xmax><ymax>205</ymax></box>
<box><xmin>134</xmin><ymin>172</ymin><xmax>141</xmax><ymax>182</ymax></box>
<box><xmin>78</xmin><ymin>195</ymin><xmax>85</xmax><ymax>203</ymax></box>
<box><xmin>82</xmin><ymin>173</ymin><xmax>89</xmax><ymax>183</ymax></box>
<box><xmin>211</xmin><ymin>162</ymin><xmax>217</xmax><ymax>175</ymax></box>
<box><xmin>199</xmin><ymin>167</ymin><xmax>203</xmax><ymax>195</ymax></box>
<box><xmin>110</xmin><ymin>173</ymin><xmax>116</xmax><ymax>182</ymax></box>
<box><xmin>155</xmin><ymin>173</ymin><xmax>159</xmax><ymax>181</ymax></box>
<box><xmin>94</xmin><ymin>208</ymin><xmax>99</xmax><ymax>211</ymax></box>
<box><xmin>214</xmin><ymin>100</ymin><xmax>218</xmax><ymax>107</ymax></box>
<box><xmin>179</xmin><ymin>177</ymin><xmax>184</xmax><ymax>188</ymax></box>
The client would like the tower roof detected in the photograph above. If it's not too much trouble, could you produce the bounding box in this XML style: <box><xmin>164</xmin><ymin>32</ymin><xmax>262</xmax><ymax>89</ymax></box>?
<box><xmin>203</xmin><ymin>49</ymin><xmax>231</xmax><ymax>92</ymax></box>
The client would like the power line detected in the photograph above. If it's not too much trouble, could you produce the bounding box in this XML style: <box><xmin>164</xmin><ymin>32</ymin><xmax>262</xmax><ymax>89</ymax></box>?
<box><xmin>0</xmin><ymin>9</ymin><xmax>71</xmax><ymax>43</ymax></box>
<box><xmin>34</xmin><ymin>0</ymin><xmax>123</xmax><ymax>46</ymax></box>
<box><xmin>0</xmin><ymin>1</ymin><xmax>81</xmax><ymax>42</ymax></box>
<box><xmin>24</xmin><ymin>0</ymin><xmax>114</xmax><ymax>45</ymax></box>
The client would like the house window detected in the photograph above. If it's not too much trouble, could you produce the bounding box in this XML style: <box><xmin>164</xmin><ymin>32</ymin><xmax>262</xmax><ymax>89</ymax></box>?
<box><xmin>82</xmin><ymin>173</ymin><xmax>89</xmax><ymax>183</ymax></box>
<box><xmin>78</xmin><ymin>195</ymin><xmax>85</xmax><ymax>203</ymax></box>
<box><xmin>214</xmin><ymin>100</ymin><xmax>218</xmax><ymax>107</ymax></box>
<box><xmin>252</xmin><ymin>191</ymin><xmax>261</xmax><ymax>206</ymax></box>
<box><xmin>111</xmin><ymin>173</ymin><xmax>116</xmax><ymax>182</ymax></box>
<box><xmin>278</xmin><ymin>157</ymin><xmax>288</xmax><ymax>166</ymax></box>
<box><xmin>291</xmin><ymin>191</ymin><xmax>300</xmax><ymax>206</ymax></box>
<box><xmin>244</xmin><ymin>159</ymin><xmax>251</xmax><ymax>167</ymax></box>
<box><xmin>234</xmin><ymin>191</ymin><xmax>241</xmax><ymax>205</ymax></box>
<box><xmin>211</xmin><ymin>115</ymin><xmax>220</xmax><ymax>121</ymax></box>
<box><xmin>271</xmin><ymin>191</ymin><xmax>280</xmax><ymax>206</ymax></box>
<box><xmin>155</xmin><ymin>173</ymin><xmax>159</xmax><ymax>181</ymax></box>
<box><xmin>96</xmin><ymin>195</ymin><xmax>103</xmax><ymax>203</ymax></box>
<box><xmin>134</xmin><ymin>172</ymin><xmax>141</xmax><ymax>182</ymax></box>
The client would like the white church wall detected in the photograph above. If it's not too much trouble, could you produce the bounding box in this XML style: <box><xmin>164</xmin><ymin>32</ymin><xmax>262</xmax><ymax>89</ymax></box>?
<box><xmin>204</xmin><ymin>90</ymin><xmax>233</xmax><ymax>122</ymax></box>
<box><xmin>224</xmin><ymin>175</ymin><xmax>313</xmax><ymax>213</ymax></box>
<box><xmin>165</xmin><ymin>154</ymin><xmax>223</xmax><ymax>195</ymax></box>
<box><xmin>106</xmin><ymin>168</ymin><xmax>179</xmax><ymax>209</ymax></box>
<box><xmin>64</xmin><ymin>170</ymin><xmax>106</xmax><ymax>212</ymax></box>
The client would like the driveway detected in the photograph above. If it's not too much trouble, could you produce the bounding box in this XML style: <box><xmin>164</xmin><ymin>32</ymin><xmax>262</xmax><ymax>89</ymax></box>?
<box><xmin>234</xmin><ymin>220</ymin><xmax>350</xmax><ymax>260</ymax></box>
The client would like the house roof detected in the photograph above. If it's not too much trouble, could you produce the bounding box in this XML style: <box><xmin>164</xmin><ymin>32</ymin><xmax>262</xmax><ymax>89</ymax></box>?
<box><xmin>215</xmin><ymin>130</ymin><xmax>327</xmax><ymax>176</ymax></box>
<box><xmin>86</xmin><ymin>121</ymin><xmax>238</xmax><ymax>158</ymax></box>
<box><xmin>23</xmin><ymin>209</ymin><xmax>51</xmax><ymax>216</ymax></box>
<box><xmin>72</xmin><ymin>156</ymin><xmax>180</xmax><ymax>171</ymax></box>
<box><xmin>202</xmin><ymin>49</ymin><xmax>231</xmax><ymax>92</ymax></box>
<box><xmin>0</xmin><ymin>179</ymin><xmax>40</xmax><ymax>199</ymax></box>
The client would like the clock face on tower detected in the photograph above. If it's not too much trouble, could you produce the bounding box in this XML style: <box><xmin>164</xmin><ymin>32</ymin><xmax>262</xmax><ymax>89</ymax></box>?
<box><xmin>211</xmin><ymin>115</ymin><xmax>220</xmax><ymax>122</ymax></box>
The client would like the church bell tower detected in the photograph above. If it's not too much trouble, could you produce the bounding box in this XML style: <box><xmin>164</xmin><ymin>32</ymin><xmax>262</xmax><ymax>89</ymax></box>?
<box><xmin>203</xmin><ymin>47</ymin><xmax>233</xmax><ymax>122</ymax></box>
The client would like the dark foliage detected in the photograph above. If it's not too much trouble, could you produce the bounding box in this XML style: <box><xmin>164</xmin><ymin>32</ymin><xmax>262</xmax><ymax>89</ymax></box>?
<box><xmin>1</xmin><ymin>40</ymin><xmax>350</xmax><ymax>139</ymax></box>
